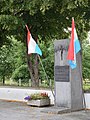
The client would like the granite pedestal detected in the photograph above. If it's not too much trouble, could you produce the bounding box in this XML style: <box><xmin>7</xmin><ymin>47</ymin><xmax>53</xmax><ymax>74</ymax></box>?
<box><xmin>54</xmin><ymin>39</ymin><xmax>83</xmax><ymax>111</ymax></box>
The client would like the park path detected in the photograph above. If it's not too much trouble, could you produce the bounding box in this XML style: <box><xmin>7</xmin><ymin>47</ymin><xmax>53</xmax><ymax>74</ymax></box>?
<box><xmin>0</xmin><ymin>100</ymin><xmax>90</xmax><ymax>120</ymax></box>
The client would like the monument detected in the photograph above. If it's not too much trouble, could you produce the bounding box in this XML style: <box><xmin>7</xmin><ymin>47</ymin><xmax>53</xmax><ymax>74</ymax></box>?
<box><xmin>54</xmin><ymin>39</ymin><xmax>83</xmax><ymax>111</ymax></box>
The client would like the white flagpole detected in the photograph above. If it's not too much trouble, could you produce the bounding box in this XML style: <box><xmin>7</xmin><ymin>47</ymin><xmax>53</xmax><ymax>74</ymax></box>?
<box><xmin>38</xmin><ymin>55</ymin><xmax>55</xmax><ymax>99</ymax></box>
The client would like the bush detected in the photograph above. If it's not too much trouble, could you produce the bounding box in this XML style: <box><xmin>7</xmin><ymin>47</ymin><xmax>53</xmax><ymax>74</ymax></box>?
<box><xmin>12</xmin><ymin>64</ymin><xmax>30</xmax><ymax>83</ymax></box>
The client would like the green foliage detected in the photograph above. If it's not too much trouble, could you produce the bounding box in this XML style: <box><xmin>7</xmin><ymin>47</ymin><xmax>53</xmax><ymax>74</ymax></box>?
<box><xmin>0</xmin><ymin>0</ymin><xmax>90</xmax><ymax>86</ymax></box>
<box><xmin>83</xmin><ymin>81</ymin><xmax>90</xmax><ymax>92</ymax></box>
<box><xmin>0</xmin><ymin>0</ymin><xmax>90</xmax><ymax>46</ymax></box>
<box><xmin>11</xmin><ymin>64</ymin><xmax>30</xmax><ymax>83</ymax></box>
<box><xmin>39</xmin><ymin>40</ymin><xmax>54</xmax><ymax>81</ymax></box>
<box><xmin>8</xmin><ymin>36</ymin><xmax>26</xmax><ymax>69</ymax></box>
<box><xmin>0</xmin><ymin>44</ymin><xmax>12</xmax><ymax>81</ymax></box>
<box><xmin>9</xmin><ymin>37</ymin><xmax>29</xmax><ymax>82</ymax></box>
<box><xmin>0</xmin><ymin>36</ymin><xmax>27</xmax><ymax>83</ymax></box>
<box><xmin>82</xmin><ymin>37</ymin><xmax>90</xmax><ymax>80</ymax></box>
<box><xmin>28</xmin><ymin>92</ymin><xmax>49</xmax><ymax>100</ymax></box>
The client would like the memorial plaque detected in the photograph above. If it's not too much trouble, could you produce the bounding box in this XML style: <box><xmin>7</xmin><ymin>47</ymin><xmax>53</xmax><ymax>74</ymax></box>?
<box><xmin>55</xmin><ymin>66</ymin><xmax>69</xmax><ymax>82</ymax></box>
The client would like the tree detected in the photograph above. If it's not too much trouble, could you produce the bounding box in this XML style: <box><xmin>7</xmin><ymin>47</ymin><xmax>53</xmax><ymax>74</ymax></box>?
<box><xmin>12</xmin><ymin>64</ymin><xmax>30</xmax><ymax>85</ymax></box>
<box><xmin>0</xmin><ymin>36</ymin><xmax>27</xmax><ymax>85</ymax></box>
<box><xmin>0</xmin><ymin>0</ymin><xmax>90</xmax><ymax>87</ymax></box>
<box><xmin>0</xmin><ymin>45</ymin><xmax>12</xmax><ymax>84</ymax></box>
<box><xmin>82</xmin><ymin>36</ymin><xmax>90</xmax><ymax>80</ymax></box>
<box><xmin>0</xmin><ymin>0</ymin><xmax>90</xmax><ymax>44</ymax></box>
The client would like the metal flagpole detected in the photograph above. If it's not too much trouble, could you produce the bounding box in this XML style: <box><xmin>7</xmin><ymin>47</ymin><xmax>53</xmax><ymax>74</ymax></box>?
<box><xmin>38</xmin><ymin>55</ymin><xmax>55</xmax><ymax>99</ymax></box>
<box><xmin>79</xmin><ymin>51</ymin><xmax>87</xmax><ymax>112</ymax></box>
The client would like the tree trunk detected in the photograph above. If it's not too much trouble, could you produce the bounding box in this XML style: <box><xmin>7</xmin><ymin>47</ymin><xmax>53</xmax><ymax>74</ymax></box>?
<box><xmin>2</xmin><ymin>75</ymin><xmax>5</xmax><ymax>85</ymax></box>
<box><xmin>25</xmin><ymin>27</ymin><xmax>39</xmax><ymax>87</ymax></box>
<box><xmin>33</xmin><ymin>54</ymin><xmax>39</xmax><ymax>87</ymax></box>
<box><xmin>27</xmin><ymin>54</ymin><xmax>39</xmax><ymax>87</ymax></box>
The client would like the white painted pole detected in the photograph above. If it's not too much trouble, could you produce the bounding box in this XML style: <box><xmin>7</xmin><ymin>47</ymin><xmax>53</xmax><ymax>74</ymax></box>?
<box><xmin>38</xmin><ymin>55</ymin><xmax>55</xmax><ymax>99</ymax></box>
<box><xmin>19</xmin><ymin>79</ymin><xmax>21</xmax><ymax>86</ymax></box>
<box><xmin>29</xmin><ymin>79</ymin><xmax>31</xmax><ymax>87</ymax></box>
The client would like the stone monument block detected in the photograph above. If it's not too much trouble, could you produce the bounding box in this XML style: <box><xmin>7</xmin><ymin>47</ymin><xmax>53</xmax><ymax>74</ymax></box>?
<box><xmin>54</xmin><ymin>39</ymin><xmax>83</xmax><ymax>111</ymax></box>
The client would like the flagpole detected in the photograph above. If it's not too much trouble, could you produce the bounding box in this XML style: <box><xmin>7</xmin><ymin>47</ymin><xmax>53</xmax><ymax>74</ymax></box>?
<box><xmin>80</xmin><ymin>52</ymin><xmax>87</xmax><ymax>112</ymax></box>
<box><xmin>38</xmin><ymin>55</ymin><xmax>55</xmax><ymax>99</ymax></box>
<box><xmin>79</xmin><ymin>55</ymin><xmax>87</xmax><ymax>112</ymax></box>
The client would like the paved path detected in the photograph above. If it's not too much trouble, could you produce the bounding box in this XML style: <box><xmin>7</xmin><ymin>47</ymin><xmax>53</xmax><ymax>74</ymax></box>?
<box><xmin>0</xmin><ymin>100</ymin><xmax>90</xmax><ymax>120</ymax></box>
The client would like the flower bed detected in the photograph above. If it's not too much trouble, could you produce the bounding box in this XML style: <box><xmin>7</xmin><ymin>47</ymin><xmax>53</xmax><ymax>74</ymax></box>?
<box><xmin>24</xmin><ymin>92</ymin><xmax>50</xmax><ymax>107</ymax></box>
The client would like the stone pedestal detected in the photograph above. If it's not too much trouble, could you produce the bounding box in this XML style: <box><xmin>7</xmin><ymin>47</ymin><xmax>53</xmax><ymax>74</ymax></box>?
<box><xmin>54</xmin><ymin>39</ymin><xmax>83</xmax><ymax>111</ymax></box>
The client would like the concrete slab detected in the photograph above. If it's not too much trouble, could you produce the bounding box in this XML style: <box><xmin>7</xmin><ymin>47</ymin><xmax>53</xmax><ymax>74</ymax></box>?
<box><xmin>41</xmin><ymin>106</ymin><xmax>71</xmax><ymax>114</ymax></box>
<box><xmin>0</xmin><ymin>100</ymin><xmax>90</xmax><ymax>120</ymax></box>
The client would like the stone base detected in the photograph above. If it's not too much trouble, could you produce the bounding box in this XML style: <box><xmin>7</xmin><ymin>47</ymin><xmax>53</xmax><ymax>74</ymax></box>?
<box><xmin>41</xmin><ymin>106</ymin><xmax>71</xmax><ymax>114</ymax></box>
<box><xmin>27</xmin><ymin>99</ymin><xmax>50</xmax><ymax>107</ymax></box>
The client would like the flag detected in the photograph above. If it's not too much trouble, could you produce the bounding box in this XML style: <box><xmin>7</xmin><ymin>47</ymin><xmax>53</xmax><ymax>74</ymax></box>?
<box><xmin>67</xmin><ymin>18</ymin><xmax>81</xmax><ymax>69</ymax></box>
<box><xmin>26</xmin><ymin>25</ymin><xmax>42</xmax><ymax>56</ymax></box>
